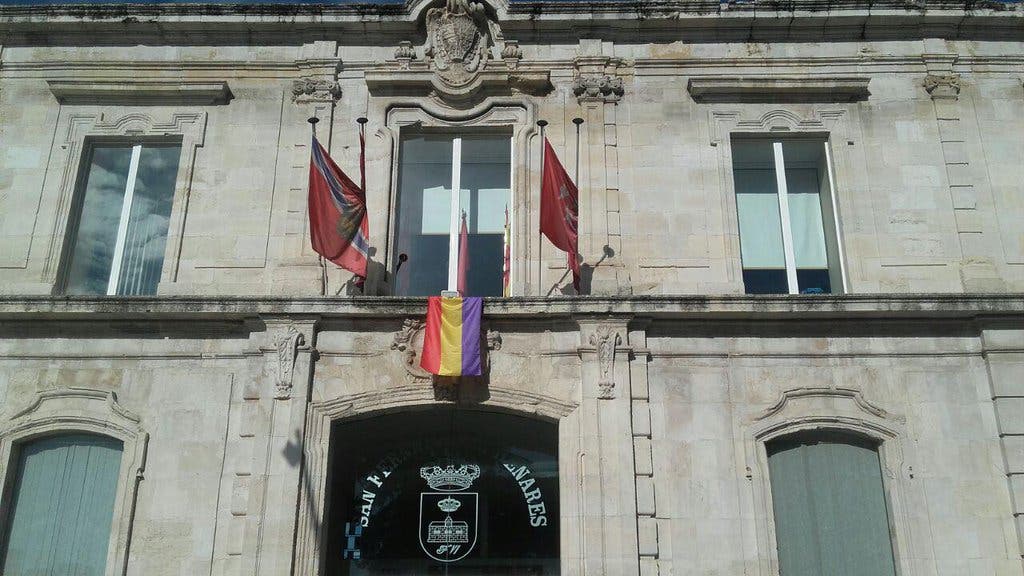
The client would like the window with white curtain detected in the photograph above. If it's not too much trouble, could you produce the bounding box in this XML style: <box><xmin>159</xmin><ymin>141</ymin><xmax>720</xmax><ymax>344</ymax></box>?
<box><xmin>392</xmin><ymin>132</ymin><xmax>512</xmax><ymax>297</ymax></box>
<box><xmin>731</xmin><ymin>138</ymin><xmax>845</xmax><ymax>294</ymax></box>
<box><xmin>62</xmin><ymin>142</ymin><xmax>182</xmax><ymax>296</ymax></box>
<box><xmin>766</xmin><ymin>430</ymin><xmax>897</xmax><ymax>576</ymax></box>
<box><xmin>1</xmin><ymin>434</ymin><xmax>124</xmax><ymax>576</ymax></box>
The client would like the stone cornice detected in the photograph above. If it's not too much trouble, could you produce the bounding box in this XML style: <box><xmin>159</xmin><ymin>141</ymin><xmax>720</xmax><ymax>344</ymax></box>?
<box><xmin>47</xmin><ymin>79</ymin><xmax>233</xmax><ymax>105</ymax></box>
<box><xmin>0</xmin><ymin>294</ymin><xmax>1021</xmax><ymax>322</ymax></box>
<box><xmin>0</xmin><ymin>3</ymin><xmax>1020</xmax><ymax>44</ymax></box>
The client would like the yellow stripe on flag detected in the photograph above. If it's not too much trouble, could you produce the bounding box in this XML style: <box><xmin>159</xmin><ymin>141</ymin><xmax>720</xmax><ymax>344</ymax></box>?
<box><xmin>438</xmin><ymin>297</ymin><xmax>463</xmax><ymax>375</ymax></box>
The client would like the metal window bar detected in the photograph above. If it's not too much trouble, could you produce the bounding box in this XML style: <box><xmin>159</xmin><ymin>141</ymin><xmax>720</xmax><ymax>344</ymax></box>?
<box><xmin>771</xmin><ymin>141</ymin><xmax>800</xmax><ymax>295</ymax></box>
<box><xmin>106</xmin><ymin>144</ymin><xmax>142</xmax><ymax>296</ymax></box>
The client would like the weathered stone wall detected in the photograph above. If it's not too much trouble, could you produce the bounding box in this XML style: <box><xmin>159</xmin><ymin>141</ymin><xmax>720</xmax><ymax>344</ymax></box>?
<box><xmin>0</xmin><ymin>297</ymin><xmax>1021</xmax><ymax>575</ymax></box>
<box><xmin>1</xmin><ymin>33</ymin><xmax>1022</xmax><ymax>296</ymax></box>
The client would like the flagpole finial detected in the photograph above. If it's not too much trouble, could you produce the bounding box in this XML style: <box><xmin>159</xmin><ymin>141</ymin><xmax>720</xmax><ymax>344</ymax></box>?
<box><xmin>572</xmin><ymin>117</ymin><xmax>584</xmax><ymax>126</ymax></box>
<box><xmin>307</xmin><ymin>116</ymin><xmax>320</xmax><ymax>133</ymax></box>
<box><xmin>536</xmin><ymin>120</ymin><xmax>548</xmax><ymax>127</ymax></box>
<box><xmin>356</xmin><ymin>117</ymin><xmax>368</xmax><ymax>125</ymax></box>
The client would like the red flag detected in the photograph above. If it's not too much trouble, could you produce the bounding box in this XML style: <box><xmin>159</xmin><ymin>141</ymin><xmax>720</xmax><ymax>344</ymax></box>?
<box><xmin>308</xmin><ymin>135</ymin><xmax>369</xmax><ymax>280</ymax></box>
<box><xmin>540</xmin><ymin>138</ymin><xmax>581</xmax><ymax>292</ymax></box>
<box><xmin>457</xmin><ymin>211</ymin><xmax>469</xmax><ymax>295</ymax></box>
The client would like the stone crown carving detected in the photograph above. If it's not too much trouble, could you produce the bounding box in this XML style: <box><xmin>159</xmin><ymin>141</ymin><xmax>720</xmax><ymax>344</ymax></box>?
<box><xmin>573</xmin><ymin>74</ymin><xmax>624</xmax><ymax>104</ymax></box>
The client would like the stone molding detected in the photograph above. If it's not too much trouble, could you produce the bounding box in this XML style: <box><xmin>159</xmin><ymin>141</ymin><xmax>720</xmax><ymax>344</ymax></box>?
<box><xmin>1</xmin><ymin>293</ymin><xmax>1022</xmax><ymax>320</ymax></box>
<box><xmin>687</xmin><ymin>76</ymin><xmax>871</xmax><ymax>103</ymax></box>
<box><xmin>47</xmin><ymin>79</ymin><xmax>233</xmax><ymax>105</ymax></box>
<box><xmin>0</xmin><ymin>388</ymin><xmax>148</xmax><ymax>576</ymax></box>
<box><xmin>40</xmin><ymin>110</ymin><xmax>207</xmax><ymax>291</ymax></box>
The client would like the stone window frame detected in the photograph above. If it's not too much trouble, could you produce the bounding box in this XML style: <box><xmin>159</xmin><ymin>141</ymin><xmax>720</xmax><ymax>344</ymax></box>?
<box><xmin>293</xmin><ymin>384</ymin><xmax>577</xmax><ymax>575</ymax></box>
<box><xmin>742</xmin><ymin>387</ymin><xmax>913</xmax><ymax>576</ymax></box>
<box><xmin>0</xmin><ymin>388</ymin><xmax>148</xmax><ymax>576</ymax></box>
<box><xmin>709</xmin><ymin>107</ymin><xmax>854</xmax><ymax>294</ymax></box>
<box><xmin>372</xmin><ymin>99</ymin><xmax>537</xmax><ymax>296</ymax></box>
<box><xmin>42</xmin><ymin>110</ymin><xmax>207</xmax><ymax>295</ymax></box>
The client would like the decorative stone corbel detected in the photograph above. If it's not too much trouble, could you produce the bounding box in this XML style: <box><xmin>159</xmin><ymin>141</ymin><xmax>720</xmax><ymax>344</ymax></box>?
<box><xmin>291</xmin><ymin>77</ymin><xmax>342</xmax><ymax>104</ymax></box>
<box><xmin>573</xmin><ymin>74</ymin><xmax>624</xmax><ymax>104</ymax></box>
<box><xmin>275</xmin><ymin>326</ymin><xmax>306</xmax><ymax>399</ymax></box>
<box><xmin>589</xmin><ymin>326</ymin><xmax>622</xmax><ymax>399</ymax></box>
<box><xmin>923</xmin><ymin>74</ymin><xmax>961</xmax><ymax>100</ymax></box>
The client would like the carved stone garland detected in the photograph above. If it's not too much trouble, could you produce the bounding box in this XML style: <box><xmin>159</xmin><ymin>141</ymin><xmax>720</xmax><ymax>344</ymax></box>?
<box><xmin>275</xmin><ymin>326</ymin><xmax>306</xmax><ymax>399</ymax></box>
<box><xmin>590</xmin><ymin>326</ymin><xmax>622</xmax><ymax>399</ymax></box>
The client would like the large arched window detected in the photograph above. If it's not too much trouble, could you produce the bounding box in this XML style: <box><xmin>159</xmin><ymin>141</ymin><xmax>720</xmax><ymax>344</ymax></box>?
<box><xmin>766</xmin><ymin>430</ymin><xmax>896</xmax><ymax>576</ymax></box>
<box><xmin>324</xmin><ymin>408</ymin><xmax>558</xmax><ymax>575</ymax></box>
<box><xmin>1</xmin><ymin>433</ymin><xmax>124</xmax><ymax>576</ymax></box>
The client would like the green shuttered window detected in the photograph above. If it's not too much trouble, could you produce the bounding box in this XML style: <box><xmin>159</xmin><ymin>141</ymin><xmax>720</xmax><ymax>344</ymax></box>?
<box><xmin>2</xmin><ymin>434</ymin><xmax>123</xmax><ymax>576</ymax></box>
<box><xmin>767</xmin><ymin>431</ymin><xmax>897</xmax><ymax>576</ymax></box>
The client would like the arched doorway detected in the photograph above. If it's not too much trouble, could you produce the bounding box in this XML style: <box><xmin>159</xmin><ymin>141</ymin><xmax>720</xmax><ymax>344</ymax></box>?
<box><xmin>323</xmin><ymin>408</ymin><xmax>559</xmax><ymax>575</ymax></box>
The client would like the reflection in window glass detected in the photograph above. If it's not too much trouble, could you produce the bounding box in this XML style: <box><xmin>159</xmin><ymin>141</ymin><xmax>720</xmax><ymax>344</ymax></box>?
<box><xmin>731</xmin><ymin>138</ymin><xmax>841</xmax><ymax>295</ymax></box>
<box><xmin>64</xmin><ymin>143</ymin><xmax>180</xmax><ymax>296</ymax></box>
<box><xmin>393</xmin><ymin>134</ymin><xmax>511</xmax><ymax>297</ymax></box>
<box><xmin>326</xmin><ymin>410</ymin><xmax>559</xmax><ymax>575</ymax></box>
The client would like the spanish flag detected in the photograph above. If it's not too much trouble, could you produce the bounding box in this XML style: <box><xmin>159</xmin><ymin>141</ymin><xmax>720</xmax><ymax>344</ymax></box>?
<box><xmin>420</xmin><ymin>296</ymin><xmax>483</xmax><ymax>376</ymax></box>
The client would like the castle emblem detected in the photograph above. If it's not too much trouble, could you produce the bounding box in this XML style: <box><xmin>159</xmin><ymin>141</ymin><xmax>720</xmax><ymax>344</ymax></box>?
<box><xmin>419</xmin><ymin>463</ymin><xmax>480</xmax><ymax>562</ymax></box>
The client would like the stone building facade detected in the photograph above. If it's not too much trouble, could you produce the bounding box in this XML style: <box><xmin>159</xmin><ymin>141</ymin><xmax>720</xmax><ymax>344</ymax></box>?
<box><xmin>0</xmin><ymin>0</ymin><xmax>1023</xmax><ymax>574</ymax></box>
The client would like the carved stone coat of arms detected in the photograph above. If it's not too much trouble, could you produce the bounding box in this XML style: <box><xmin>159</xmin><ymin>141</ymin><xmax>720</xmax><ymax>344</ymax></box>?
<box><xmin>425</xmin><ymin>0</ymin><xmax>497</xmax><ymax>87</ymax></box>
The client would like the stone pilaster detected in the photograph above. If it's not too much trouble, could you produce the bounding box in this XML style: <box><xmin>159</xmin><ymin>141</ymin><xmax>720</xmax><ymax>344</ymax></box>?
<box><xmin>923</xmin><ymin>53</ymin><xmax>1005</xmax><ymax>291</ymax></box>
<box><xmin>982</xmin><ymin>327</ymin><xmax>1024</xmax><ymax>566</ymax></box>
<box><xmin>271</xmin><ymin>41</ymin><xmax>343</xmax><ymax>294</ymax></box>
<box><xmin>216</xmin><ymin>317</ymin><xmax>318</xmax><ymax>576</ymax></box>
<box><xmin>577</xmin><ymin>318</ymin><xmax>640</xmax><ymax>574</ymax></box>
<box><xmin>573</xmin><ymin>40</ymin><xmax>631</xmax><ymax>295</ymax></box>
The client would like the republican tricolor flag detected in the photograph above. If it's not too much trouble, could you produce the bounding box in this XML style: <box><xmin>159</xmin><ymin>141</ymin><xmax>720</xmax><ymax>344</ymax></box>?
<box><xmin>308</xmin><ymin>135</ymin><xmax>369</xmax><ymax>281</ymax></box>
<box><xmin>420</xmin><ymin>296</ymin><xmax>483</xmax><ymax>377</ymax></box>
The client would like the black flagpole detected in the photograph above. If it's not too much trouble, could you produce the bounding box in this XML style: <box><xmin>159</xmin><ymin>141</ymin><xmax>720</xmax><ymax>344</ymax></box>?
<box><xmin>309</xmin><ymin>116</ymin><xmax>328</xmax><ymax>296</ymax></box>
<box><xmin>536</xmin><ymin>119</ymin><xmax>547</xmax><ymax>297</ymax></box>
<box><xmin>572</xmin><ymin>117</ymin><xmax>583</xmax><ymax>295</ymax></box>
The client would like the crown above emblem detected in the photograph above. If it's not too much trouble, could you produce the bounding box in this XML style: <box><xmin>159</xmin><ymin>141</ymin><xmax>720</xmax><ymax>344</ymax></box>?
<box><xmin>437</xmin><ymin>496</ymin><xmax>462</xmax><ymax>513</ymax></box>
<box><xmin>420</xmin><ymin>464</ymin><xmax>481</xmax><ymax>491</ymax></box>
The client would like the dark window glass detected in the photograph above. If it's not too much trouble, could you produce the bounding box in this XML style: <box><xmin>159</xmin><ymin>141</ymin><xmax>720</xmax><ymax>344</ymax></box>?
<box><xmin>325</xmin><ymin>409</ymin><xmax>559</xmax><ymax>575</ymax></box>
<box><xmin>741</xmin><ymin>269</ymin><xmax>788</xmax><ymax>294</ymax></box>
<box><xmin>796</xmin><ymin>269</ymin><xmax>831</xmax><ymax>294</ymax></box>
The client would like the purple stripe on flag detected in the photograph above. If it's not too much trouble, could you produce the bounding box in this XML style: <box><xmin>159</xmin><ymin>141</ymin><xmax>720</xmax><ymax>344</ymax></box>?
<box><xmin>460</xmin><ymin>297</ymin><xmax>483</xmax><ymax>376</ymax></box>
